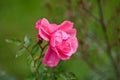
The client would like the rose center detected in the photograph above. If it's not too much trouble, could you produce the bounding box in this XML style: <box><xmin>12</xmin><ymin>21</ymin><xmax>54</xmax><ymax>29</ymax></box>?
<box><xmin>53</xmin><ymin>30</ymin><xmax>71</xmax><ymax>53</ymax></box>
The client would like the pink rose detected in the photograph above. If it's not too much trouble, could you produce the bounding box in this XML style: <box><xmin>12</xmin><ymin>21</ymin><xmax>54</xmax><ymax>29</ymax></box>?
<box><xmin>36</xmin><ymin>18</ymin><xmax>78</xmax><ymax>67</ymax></box>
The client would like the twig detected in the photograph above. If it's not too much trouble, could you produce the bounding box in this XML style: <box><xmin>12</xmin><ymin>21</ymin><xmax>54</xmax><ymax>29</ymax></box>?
<box><xmin>33</xmin><ymin>43</ymin><xmax>48</xmax><ymax>80</ymax></box>
<box><xmin>23</xmin><ymin>45</ymin><xmax>34</xmax><ymax>60</ymax></box>
<box><xmin>83</xmin><ymin>7</ymin><xmax>100</xmax><ymax>22</ymax></box>
<box><xmin>97</xmin><ymin>0</ymin><xmax>120</xmax><ymax>79</ymax></box>
<box><xmin>67</xmin><ymin>0</ymin><xmax>76</xmax><ymax>21</ymax></box>
<box><xmin>23</xmin><ymin>45</ymin><xmax>39</xmax><ymax>80</ymax></box>
<box><xmin>37</xmin><ymin>43</ymin><xmax>48</xmax><ymax>61</ymax></box>
<box><xmin>77</xmin><ymin>0</ymin><xmax>100</xmax><ymax>22</ymax></box>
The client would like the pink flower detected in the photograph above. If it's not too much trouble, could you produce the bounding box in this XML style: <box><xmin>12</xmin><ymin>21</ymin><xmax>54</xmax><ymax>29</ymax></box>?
<box><xmin>36</xmin><ymin>18</ymin><xmax>78</xmax><ymax>67</ymax></box>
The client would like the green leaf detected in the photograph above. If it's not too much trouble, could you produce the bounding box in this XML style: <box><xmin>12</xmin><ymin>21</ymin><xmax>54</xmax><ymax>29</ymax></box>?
<box><xmin>37</xmin><ymin>60</ymin><xmax>42</xmax><ymax>69</ymax></box>
<box><xmin>24</xmin><ymin>35</ymin><xmax>31</xmax><ymax>48</ymax></box>
<box><xmin>30</xmin><ymin>61</ymin><xmax>35</xmax><ymax>72</ymax></box>
<box><xmin>5</xmin><ymin>39</ymin><xmax>22</xmax><ymax>46</ymax></box>
<box><xmin>27</xmin><ymin>56</ymin><xmax>33</xmax><ymax>64</ymax></box>
<box><xmin>16</xmin><ymin>47</ymin><xmax>25</xmax><ymax>58</ymax></box>
<box><xmin>31</xmin><ymin>44</ymin><xmax>39</xmax><ymax>55</ymax></box>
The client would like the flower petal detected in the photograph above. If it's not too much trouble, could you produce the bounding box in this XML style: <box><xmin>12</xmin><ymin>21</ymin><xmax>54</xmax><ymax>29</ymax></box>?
<box><xmin>58</xmin><ymin>21</ymin><xmax>73</xmax><ymax>32</ymax></box>
<box><xmin>52</xmin><ymin>47</ymin><xmax>70</xmax><ymax>60</ymax></box>
<box><xmin>66</xmin><ymin>29</ymin><xmax>76</xmax><ymax>37</ymax></box>
<box><xmin>43</xmin><ymin>46</ymin><xmax>60</xmax><ymax>67</ymax></box>
<box><xmin>35</xmin><ymin>20</ymin><xmax>41</xmax><ymax>30</ymax></box>
<box><xmin>40</xmin><ymin>19</ymin><xmax>57</xmax><ymax>33</ymax></box>
<box><xmin>38</xmin><ymin>28</ymin><xmax>50</xmax><ymax>41</ymax></box>
<box><xmin>36</xmin><ymin>18</ymin><xmax>57</xmax><ymax>41</ymax></box>
<box><xmin>57</xmin><ymin>52</ymin><xmax>70</xmax><ymax>60</ymax></box>
<box><xmin>70</xmin><ymin>37</ymin><xmax>78</xmax><ymax>53</ymax></box>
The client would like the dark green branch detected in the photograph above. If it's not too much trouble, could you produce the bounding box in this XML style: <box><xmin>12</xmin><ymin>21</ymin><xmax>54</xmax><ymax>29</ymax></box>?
<box><xmin>97</xmin><ymin>0</ymin><xmax>120</xmax><ymax>79</ymax></box>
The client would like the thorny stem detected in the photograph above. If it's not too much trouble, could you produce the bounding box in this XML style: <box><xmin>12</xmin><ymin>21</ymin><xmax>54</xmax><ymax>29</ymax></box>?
<box><xmin>36</xmin><ymin>42</ymin><xmax>48</xmax><ymax>62</ymax></box>
<box><xmin>23</xmin><ymin>45</ymin><xmax>38</xmax><ymax>80</ymax></box>
<box><xmin>33</xmin><ymin>42</ymin><xmax>48</xmax><ymax>80</ymax></box>
<box><xmin>23</xmin><ymin>42</ymin><xmax>48</xmax><ymax>80</ymax></box>
<box><xmin>23</xmin><ymin>45</ymin><xmax>34</xmax><ymax>60</ymax></box>
<box><xmin>97</xmin><ymin>0</ymin><xmax>120</xmax><ymax>79</ymax></box>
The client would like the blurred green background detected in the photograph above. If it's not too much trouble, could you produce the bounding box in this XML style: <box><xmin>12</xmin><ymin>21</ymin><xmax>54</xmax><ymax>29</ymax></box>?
<box><xmin>0</xmin><ymin>0</ymin><xmax>120</xmax><ymax>80</ymax></box>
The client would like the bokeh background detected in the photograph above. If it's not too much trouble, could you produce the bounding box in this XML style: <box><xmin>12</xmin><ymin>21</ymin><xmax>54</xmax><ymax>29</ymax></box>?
<box><xmin>0</xmin><ymin>0</ymin><xmax>120</xmax><ymax>80</ymax></box>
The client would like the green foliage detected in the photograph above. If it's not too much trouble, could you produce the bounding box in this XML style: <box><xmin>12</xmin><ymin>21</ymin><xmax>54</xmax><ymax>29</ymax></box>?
<box><xmin>6</xmin><ymin>34</ymin><xmax>78</xmax><ymax>80</ymax></box>
<box><xmin>24</xmin><ymin>35</ymin><xmax>31</xmax><ymax>48</ymax></box>
<box><xmin>31</xmin><ymin>44</ymin><xmax>39</xmax><ymax>55</ymax></box>
<box><xmin>6</xmin><ymin>35</ymin><xmax>32</xmax><ymax>58</ymax></box>
<box><xmin>60</xmin><ymin>72</ymin><xmax>77</xmax><ymax>80</ymax></box>
<box><xmin>5</xmin><ymin>39</ymin><xmax>22</xmax><ymax>46</ymax></box>
<box><xmin>16</xmin><ymin>47</ymin><xmax>26</xmax><ymax>58</ymax></box>
<box><xmin>2</xmin><ymin>0</ymin><xmax>120</xmax><ymax>80</ymax></box>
